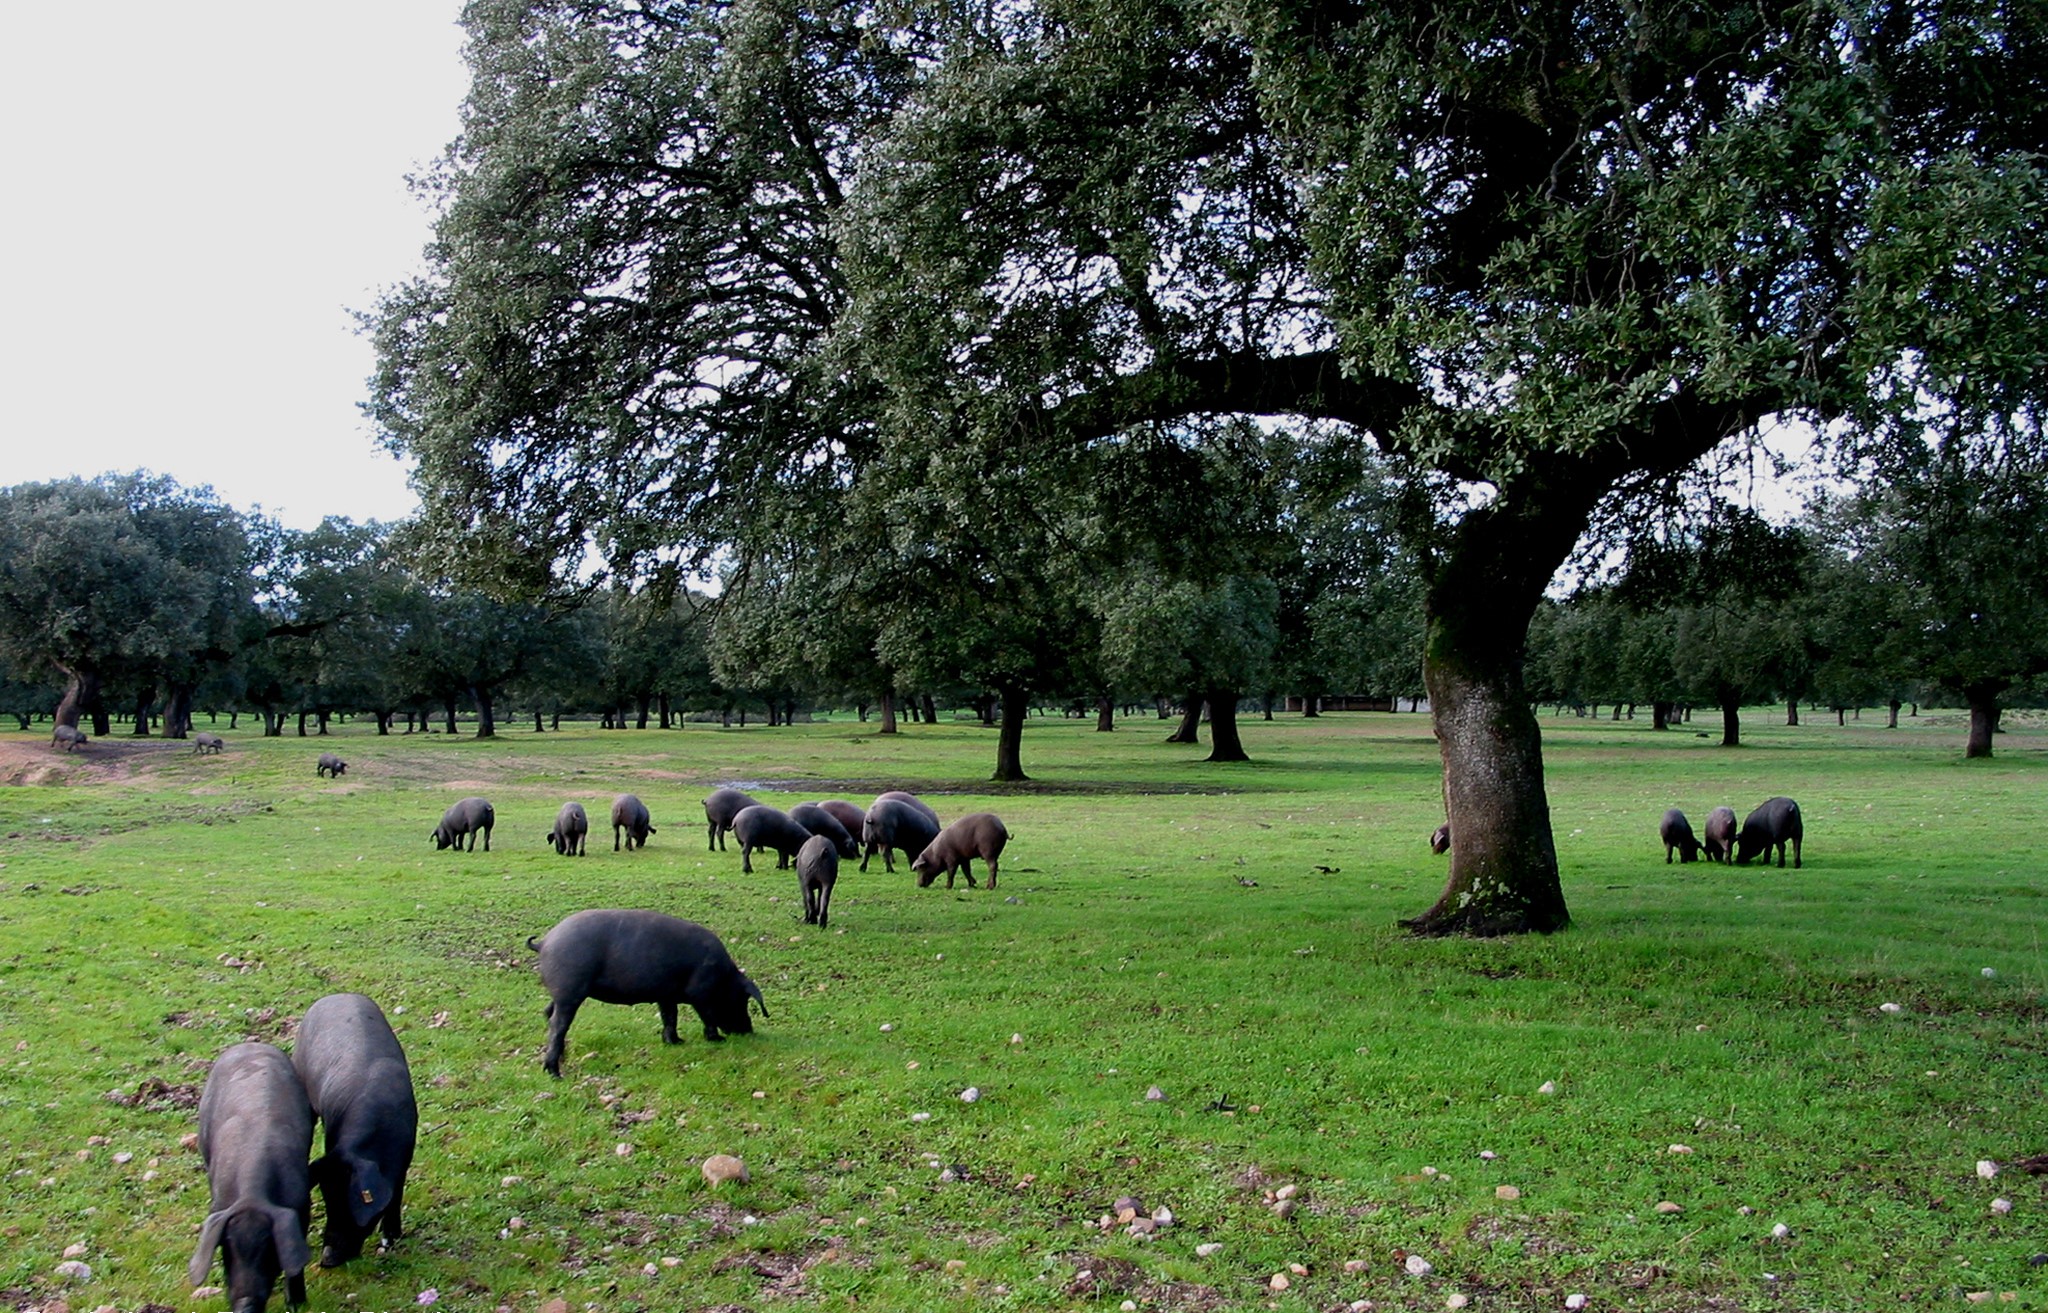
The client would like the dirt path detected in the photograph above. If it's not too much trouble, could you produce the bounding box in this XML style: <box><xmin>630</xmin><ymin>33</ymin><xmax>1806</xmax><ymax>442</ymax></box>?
<box><xmin>0</xmin><ymin>735</ymin><xmax>186</xmax><ymax>787</ymax></box>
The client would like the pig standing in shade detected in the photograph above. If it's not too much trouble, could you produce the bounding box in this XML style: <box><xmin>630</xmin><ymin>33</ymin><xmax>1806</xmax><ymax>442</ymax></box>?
<box><xmin>190</xmin><ymin>1042</ymin><xmax>313</xmax><ymax>1313</ymax></box>
<box><xmin>292</xmin><ymin>993</ymin><xmax>417</xmax><ymax>1268</ymax></box>
<box><xmin>527</xmin><ymin>909</ymin><xmax>767</xmax><ymax>1077</ymax></box>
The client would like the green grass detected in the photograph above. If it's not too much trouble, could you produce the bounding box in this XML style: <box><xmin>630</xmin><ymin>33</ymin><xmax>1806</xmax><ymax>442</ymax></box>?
<box><xmin>0</xmin><ymin>708</ymin><xmax>2043</xmax><ymax>1311</ymax></box>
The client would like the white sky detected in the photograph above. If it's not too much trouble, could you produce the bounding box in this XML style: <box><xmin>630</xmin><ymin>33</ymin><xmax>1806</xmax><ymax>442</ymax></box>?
<box><xmin>2</xmin><ymin>2</ymin><xmax>470</xmax><ymax>530</ymax></box>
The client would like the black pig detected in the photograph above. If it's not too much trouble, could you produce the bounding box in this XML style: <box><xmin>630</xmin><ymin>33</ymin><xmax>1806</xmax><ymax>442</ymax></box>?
<box><xmin>1734</xmin><ymin>796</ymin><xmax>1803</xmax><ymax>868</ymax></box>
<box><xmin>527</xmin><ymin>909</ymin><xmax>767</xmax><ymax>1077</ymax></box>
<box><xmin>292</xmin><ymin>993</ymin><xmax>417</xmax><ymax>1268</ymax></box>
<box><xmin>190</xmin><ymin>1042</ymin><xmax>313</xmax><ymax>1313</ymax></box>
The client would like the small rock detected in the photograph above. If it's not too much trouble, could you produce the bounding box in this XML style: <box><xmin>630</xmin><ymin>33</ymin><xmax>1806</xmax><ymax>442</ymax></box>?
<box><xmin>87</xmin><ymin>1135</ymin><xmax>109</xmax><ymax>1146</ymax></box>
<box><xmin>701</xmin><ymin>1154</ymin><xmax>749</xmax><ymax>1186</ymax></box>
<box><xmin>194</xmin><ymin>1289</ymin><xmax>223</xmax><ymax>1302</ymax></box>
<box><xmin>501</xmin><ymin>1175</ymin><xmax>523</xmax><ymax>1186</ymax></box>
<box><xmin>1290</xmin><ymin>1262</ymin><xmax>1308</xmax><ymax>1275</ymax></box>
<box><xmin>1565</xmin><ymin>1296</ymin><xmax>1588</xmax><ymax>1311</ymax></box>
<box><xmin>1983</xmin><ymin>967</ymin><xmax>1998</xmax><ymax>978</ymax></box>
<box><xmin>1447</xmin><ymin>1295</ymin><xmax>1469</xmax><ymax>1310</ymax></box>
<box><xmin>1478</xmin><ymin>1150</ymin><xmax>1496</xmax><ymax>1161</ymax></box>
<box><xmin>1667</xmin><ymin>1144</ymin><xmax>1693</xmax><ymax>1155</ymax></box>
<box><xmin>1152</xmin><ymin>1205</ymin><xmax>1174</xmax><ymax>1225</ymax></box>
<box><xmin>1196</xmin><ymin>1243</ymin><xmax>1222</xmax><ymax>1257</ymax></box>
<box><xmin>1269</xmin><ymin>1273</ymin><xmax>1291</xmax><ymax>1291</ymax></box>
<box><xmin>1771</xmin><ymin>1223</ymin><xmax>1789</xmax><ymax>1239</ymax></box>
<box><xmin>1879</xmin><ymin>1002</ymin><xmax>1903</xmax><ymax>1013</ymax></box>
<box><xmin>1126</xmin><ymin>1217</ymin><xmax>1156</xmax><ymax>1236</ymax></box>
<box><xmin>1991</xmin><ymin>1198</ymin><xmax>2013</xmax><ymax>1215</ymax></box>
<box><xmin>1345</xmin><ymin>1259</ymin><xmax>1367</xmax><ymax>1272</ymax></box>
<box><xmin>1406</xmin><ymin>1254</ymin><xmax>1433</xmax><ymax>1276</ymax></box>
<box><xmin>1978</xmin><ymin>1160</ymin><xmax>2000</xmax><ymax>1179</ymax></box>
<box><xmin>111</xmin><ymin>1152</ymin><xmax>132</xmax><ymax>1165</ymax></box>
<box><xmin>1965</xmin><ymin>1294</ymin><xmax>1993</xmax><ymax>1305</ymax></box>
<box><xmin>614</xmin><ymin>1142</ymin><xmax>633</xmax><ymax>1157</ymax></box>
<box><xmin>1538</xmin><ymin>1080</ymin><xmax>1557</xmax><ymax>1095</ymax></box>
<box><xmin>1654</xmin><ymin>1201</ymin><xmax>1683</xmax><ymax>1215</ymax></box>
<box><xmin>960</xmin><ymin>1086</ymin><xmax>981</xmax><ymax>1103</ymax></box>
<box><xmin>945</xmin><ymin>1259</ymin><xmax>967</xmax><ymax>1273</ymax></box>
<box><xmin>508</xmin><ymin>1216</ymin><xmax>525</xmax><ymax>1231</ymax></box>
<box><xmin>1145</xmin><ymin>1085</ymin><xmax>1165</xmax><ymax>1101</ymax></box>
<box><xmin>63</xmin><ymin>1242</ymin><xmax>88</xmax><ymax>1258</ymax></box>
<box><xmin>55</xmin><ymin>1259</ymin><xmax>91</xmax><ymax>1282</ymax></box>
<box><xmin>880</xmin><ymin>1023</ymin><xmax>894</xmax><ymax>1032</ymax></box>
<box><xmin>1275</xmin><ymin>1183</ymin><xmax>1299</xmax><ymax>1201</ymax></box>
<box><xmin>1122</xmin><ymin>1303</ymin><xmax>1137</xmax><ymax>1313</ymax></box>
<box><xmin>1422</xmin><ymin>1165</ymin><xmax>1439</xmax><ymax>1177</ymax></box>
<box><xmin>1495</xmin><ymin>1184</ymin><xmax>1521</xmax><ymax>1200</ymax></box>
<box><xmin>1114</xmin><ymin>1194</ymin><xmax>1145</xmax><ymax>1215</ymax></box>
<box><xmin>1272</xmin><ymin>1199</ymin><xmax>1297</xmax><ymax>1219</ymax></box>
<box><xmin>181</xmin><ymin>1133</ymin><xmax>200</xmax><ymax>1150</ymax></box>
<box><xmin>541</xmin><ymin>1301</ymin><xmax>570</xmax><ymax>1313</ymax></box>
<box><xmin>642</xmin><ymin>1262</ymin><xmax>659</xmax><ymax>1275</ymax></box>
<box><xmin>1011</xmin><ymin>1033</ymin><xmax>1023</xmax><ymax>1044</ymax></box>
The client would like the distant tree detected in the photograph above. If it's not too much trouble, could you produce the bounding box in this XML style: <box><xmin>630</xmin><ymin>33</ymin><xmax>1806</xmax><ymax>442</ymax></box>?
<box><xmin>1854</xmin><ymin>429</ymin><xmax>2048</xmax><ymax>756</ymax></box>
<box><xmin>0</xmin><ymin>475</ymin><xmax>255</xmax><ymax>737</ymax></box>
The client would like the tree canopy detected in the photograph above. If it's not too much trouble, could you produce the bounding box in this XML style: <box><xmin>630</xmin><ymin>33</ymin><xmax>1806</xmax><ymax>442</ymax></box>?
<box><xmin>369</xmin><ymin>0</ymin><xmax>2046</xmax><ymax>934</ymax></box>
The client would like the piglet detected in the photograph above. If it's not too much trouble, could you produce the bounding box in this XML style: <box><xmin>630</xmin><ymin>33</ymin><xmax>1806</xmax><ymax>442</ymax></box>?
<box><xmin>1702</xmin><ymin>806</ymin><xmax>1737</xmax><ymax>863</ymax></box>
<box><xmin>292</xmin><ymin>993</ymin><xmax>417</xmax><ymax>1268</ymax></box>
<box><xmin>190</xmin><ymin>1042</ymin><xmax>313</xmax><ymax>1313</ymax></box>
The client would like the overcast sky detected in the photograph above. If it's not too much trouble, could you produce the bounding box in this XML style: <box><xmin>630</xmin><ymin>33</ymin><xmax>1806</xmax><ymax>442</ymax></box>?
<box><xmin>2</xmin><ymin>2</ymin><xmax>469</xmax><ymax>529</ymax></box>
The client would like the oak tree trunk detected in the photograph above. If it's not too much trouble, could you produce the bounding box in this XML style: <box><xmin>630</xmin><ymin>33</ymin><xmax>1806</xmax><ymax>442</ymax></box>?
<box><xmin>1719</xmin><ymin>693</ymin><xmax>1742</xmax><ymax>747</ymax></box>
<box><xmin>1166</xmin><ymin>689</ymin><xmax>1203</xmax><ymax>744</ymax></box>
<box><xmin>474</xmin><ymin>685</ymin><xmax>497</xmax><ymax>738</ymax></box>
<box><xmin>878</xmin><ymin>688</ymin><xmax>898</xmax><ymax>734</ymax></box>
<box><xmin>1965</xmin><ymin>683</ymin><xmax>2005</xmax><ymax>759</ymax></box>
<box><xmin>992</xmin><ymin>683</ymin><xmax>1029</xmax><ymax>782</ymax></box>
<box><xmin>1096</xmin><ymin>693</ymin><xmax>1115</xmax><ymax>732</ymax></box>
<box><xmin>1205</xmin><ymin>687</ymin><xmax>1249</xmax><ymax>762</ymax></box>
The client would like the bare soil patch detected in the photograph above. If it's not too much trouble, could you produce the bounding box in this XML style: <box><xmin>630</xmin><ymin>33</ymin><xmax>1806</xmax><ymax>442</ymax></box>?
<box><xmin>0</xmin><ymin>735</ymin><xmax>187</xmax><ymax>786</ymax></box>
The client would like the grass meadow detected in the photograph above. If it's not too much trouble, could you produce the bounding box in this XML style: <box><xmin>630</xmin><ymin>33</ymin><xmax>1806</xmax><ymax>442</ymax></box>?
<box><xmin>0</xmin><ymin>707</ymin><xmax>2043</xmax><ymax>1312</ymax></box>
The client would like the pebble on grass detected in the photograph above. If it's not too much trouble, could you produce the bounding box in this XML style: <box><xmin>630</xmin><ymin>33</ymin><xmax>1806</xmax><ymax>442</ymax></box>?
<box><xmin>1654</xmin><ymin>1201</ymin><xmax>1683</xmax><ymax>1215</ymax></box>
<box><xmin>1495</xmin><ymin>1184</ymin><xmax>1521</xmax><ymax>1201</ymax></box>
<box><xmin>701</xmin><ymin>1154</ymin><xmax>748</xmax><ymax>1187</ymax></box>
<box><xmin>1991</xmin><ymin>1198</ymin><xmax>2013</xmax><ymax>1215</ymax></box>
<box><xmin>1978</xmin><ymin>1160</ymin><xmax>2000</xmax><ymax>1179</ymax></box>
<box><xmin>1405</xmin><ymin>1254</ymin><xmax>1433</xmax><ymax>1276</ymax></box>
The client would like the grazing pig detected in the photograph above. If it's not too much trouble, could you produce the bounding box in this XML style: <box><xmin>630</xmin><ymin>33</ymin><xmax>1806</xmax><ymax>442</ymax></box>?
<box><xmin>190</xmin><ymin>1042</ymin><xmax>313</xmax><ymax>1313</ymax></box>
<box><xmin>1703</xmin><ymin>806</ymin><xmax>1737</xmax><ymax>863</ymax></box>
<box><xmin>732</xmin><ymin>804</ymin><xmax>813</xmax><ymax>873</ymax></box>
<box><xmin>194</xmin><ymin>732</ymin><xmax>226</xmax><ymax>755</ymax></box>
<box><xmin>611</xmin><ymin>794</ymin><xmax>656</xmax><ymax>851</ymax></box>
<box><xmin>51</xmin><ymin>723</ymin><xmax>87</xmax><ymax>752</ymax></box>
<box><xmin>797</xmin><ymin>834</ymin><xmax>839</xmax><ymax>928</ymax></box>
<box><xmin>546</xmin><ymin>801</ymin><xmax>589</xmax><ymax>856</ymax></box>
<box><xmin>1734</xmin><ymin>796</ymin><xmax>1804</xmax><ymax>868</ymax></box>
<box><xmin>816</xmin><ymin>799</ymin><xmax>866</xmax><ymax>839</ymax></box>
<box><xmin>911</xmin><ymin>812</ymin><xmax>1010</xmax><ymax>890</ymax></box>
<box><xmin>1429</xmin><ymin>823</ymin><xmax>1452</xmax><ymax>855</ymax></box>
<box><xmin>860</xmin><ymin>797</ymin><xmax>941</xmax><ymax>874</ymax></box>
<box><xmin>526</xmin><ymin>908</ymin><xmax>767</xmax><ymax>1077</ymax></box>
<box><xmin>702</xmin><ymin>787</ymin><xmax>760</xmax><ymax>851</ymax></box>
<box><xmin>790</xmin><ymin>802</ymin><xmax>860</xmax><ymax>859</ymax></box>
<box><xmin>291</xmin><ymin>994</ymin><xmax>417</xmax><ymax>1269</ymax></box>
<box><xmin>430</xmin><ymin>797</ymin><xmax>494</xmax><ymax>852</ymax></box>
<box><xmin>316</xmin><ymin>753</ymin><xmax>348</xmax><ymax>778</ymax></box>
<box><xmin>1659</xmin><ymin>808</ymin><xmax>1702</xmax><ymax>863</ymax></box>
<box><xmin>874</xmin><ymin>789</ymin><xmax>940</xmax><ymax>828</ymax></box>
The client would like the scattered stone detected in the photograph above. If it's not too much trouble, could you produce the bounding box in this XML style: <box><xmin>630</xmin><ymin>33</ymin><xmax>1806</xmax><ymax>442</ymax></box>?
<box><xmin>1422</xmin><ymin>1165</ymin><xmax>1439</xmax><ymax>1177</ymax></box>
<box><xmin>911</xmin><ymin>1112</ymin><xmax>931</xmax><ymax>1123</ymax></box>
<box><xmin>1011</xmin><ymin>1033</ymin><xmax>1023</xmax><ymax>1044</ymax></box>
<box><xmin>1565</xmin><ymin>1295</ymin><xmax>1588</xmax><ymax>1310</ymax></box>
<box><xmin>1991</xmin><ymin>1198</ymin><xmax>2013</xmax><ymax>1215</ymax></box>
<box><xmin>1126</xmin><ymin>1217</ymin><xmax>1156</xmax><ymax>1236</ymax></box>
<box><xmin>63</xmin><ymin>1243</ymin><xmax>87</xmax><ymax>1259</ymax></box>
<box><xmin>1114</xmin><ymin>1194</ymin><xmax>1145</xmax><ymax>1217</ymax></box>
<box><xmin>945</xmin><ymin>1259</ymin><xmax>967</xmax><ymax>1273</ymax></box>
<box><xmin>541</xmin><ymin>1300</ymin><xmax>570</xmax><ymax>1313</ymax></box>
<box><xmin>1983</xmin><ymin>967</ymin><xmax>1998</xmax><ymax>978</ymax></box>
<box><xmin>1269</xmin><ymin>1273</ymin><xmax>1291</xmax><ymax>1291</ymax></box>
<box><xmin>501</xmin><ymin>1175</ymin><xmax>523</xmax><ymax>1187</ymax></box>
<box><xmin>614</xmin><ymin>1142</ymin><xmax>633</xmax><ymax>1157</ymax></box>
<box><xmin>54</xmin><ymin>1259</ymin><xmax>90</xmax><ymax>1282</ymax></box>
<box><xmin>1345</xmin><ymin>1259</ymin><xmax>1367</xmax><ymax>1273</ymax></box>
<box><xmin>1479</xmin><ymin>1150</ymin><xmax>1497</xmax><ymax>1161</ymax></box>
<box><xmin>1290</xmin><ymin>1263</ymin><xmax>1308</xmax><ymax>1276</ymax></box>
<box><xmin>1275</xmin><ymin>1183</ymin><xmax>1299</xmax><ymax>1201</ymax></box>
<box><xmin>1447</xmin><ymin>1295</ymin><xmax>1469</xmax><ymax>1309</ymax></box>
<box><xmin>1771</xmin><ymin>1223</ymin><xmax>1789</xmax><ymax>1239</ymax></box>
<box><xmin>1667</xmin><ymin>1144</ymin><xmax>1693</xmax><ymax>1155</ymax></box>
<box><xmin>1654</xmin><ymin>1201</ymin><xmax>1683</xmax><ymax>1215</ymax></box>
<box><xmin>1196</xmin><ymin>1243</ymin><xmax>1222</xmax><ymax>1258</ymax></box>
<box><xmin>1538</xmin><ymin>1080</ymin><xmax>1557</xmax><ymax>1095</ymax></box>
<box><xmin>701</xmin><ymin>1154</ymin><xmax>748</xmax><ymax>1187</ymax></box>
<box><xmin>880</xmin><ymin>1023</ymin><xmax>895</xmax><ymax>1032</ymax></box>
<box><xmin>1122</xmin><ymin>1303</ymin><xmax>1137</xmax><ymax>1312</ymax></box>
<box><xmin>662</xmin><ymin>1255</ymin><xmax>682</xmax><ymax>1267</ymax></box>
<box><xmin>1879</xmin><ymin>1002</ymin><xmax>1903</xmax><ymax>1013</ymax></box>
<box><xmin>1978</xmin><ymin>1160</ymin><xmax>2000</xmax><ymax>1179</ymax></box>
<box><xmin>1146</xmin><ymin>1085</ymin><xmax>1165</xmax><ymax>1101</ymax></box>
<box><xmin>1495</xmin><ymin>1184</ymin><xmax>1521</xmax><ymax>1201</ymax></box>
<box><xmin>1406</xmin><ymin>1254</ymin><xmax>1433</xmax><ymax>1276</ymax></box>
<box><xmin>180</xmin><ymin>1132</ymin><xmax>200</xmax><ymax>1150</ymax></box>
<box><xmin>1152</xmin><ymin>1205</ymin><xmax>1174</xmax><ymax>1225</ymax></box>
<box><xmin>960</xmin><ymin>1086</ymin><xmax>981</xmax><ymax>1103</ymax></box>
<box><xmin>194</xmin><ymin>1289</ymin><xmax>223</xmax><ymax>1302</ymax></box>
<box><xmin>508</xmin><ymin>1216</ymin><xmax>525</xmax><ymax>1231</ymax></box>
<box><xmin>1272</xmin><ymin>1198</ymin><xmax>1297</xmax><ymax>1220</ymax></box>
<box><xmin>111</xmin><ymin>1152</ymin><xmax>132</xmax><ymax>1165</ymax></box>
<box><xmin>642</xmin><ymin>1262</ymin><xmax>659</xmax><ymax>1276</ymax></box>
<box><xmin>1965</xmin><ymin>1294</ymin><xmax>1993</xmax><ymax>1305</ymax></box>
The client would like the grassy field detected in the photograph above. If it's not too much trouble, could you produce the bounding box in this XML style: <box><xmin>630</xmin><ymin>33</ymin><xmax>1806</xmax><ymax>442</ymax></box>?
<box><xmin>0</xmin><ymin>708</ymin><xmax>2043</xmax><ymax>1312</ymax></box>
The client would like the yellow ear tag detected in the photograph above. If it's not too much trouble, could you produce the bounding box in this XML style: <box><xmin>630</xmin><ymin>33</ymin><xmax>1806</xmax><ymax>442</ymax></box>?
<box><xmin>361</xmin><ymin>1189</ymin><xmax>374</xmax><ymax>1204</ymax></box>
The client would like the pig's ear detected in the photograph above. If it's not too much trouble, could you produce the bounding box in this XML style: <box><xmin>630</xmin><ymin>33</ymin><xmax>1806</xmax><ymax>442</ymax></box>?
<box><xmin>268</xmin><ymin>1205</ymin><xmax>311</xmax><ymax>1276</ymax></box>
<box><xmin>189</xmin><ymin>1209</ymin><xmax>230</xmax><ymax>1284</ymax></box>
<box><xmin>349</xmin><ymin>1159</ymin><xmax>392</xmax><ymax>1227</ymax></box>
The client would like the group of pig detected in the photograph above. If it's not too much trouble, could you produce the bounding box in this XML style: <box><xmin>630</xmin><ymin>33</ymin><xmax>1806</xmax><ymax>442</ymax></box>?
<box><xmin>1659</xmin><ymin>796</ymin><xmax>1805</xmax><ymax>867</ymax></box>
<box><xmin>191</xmin><ymin>993</ymin><xmax>417</xmax><ymax>1313</ymax></box>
